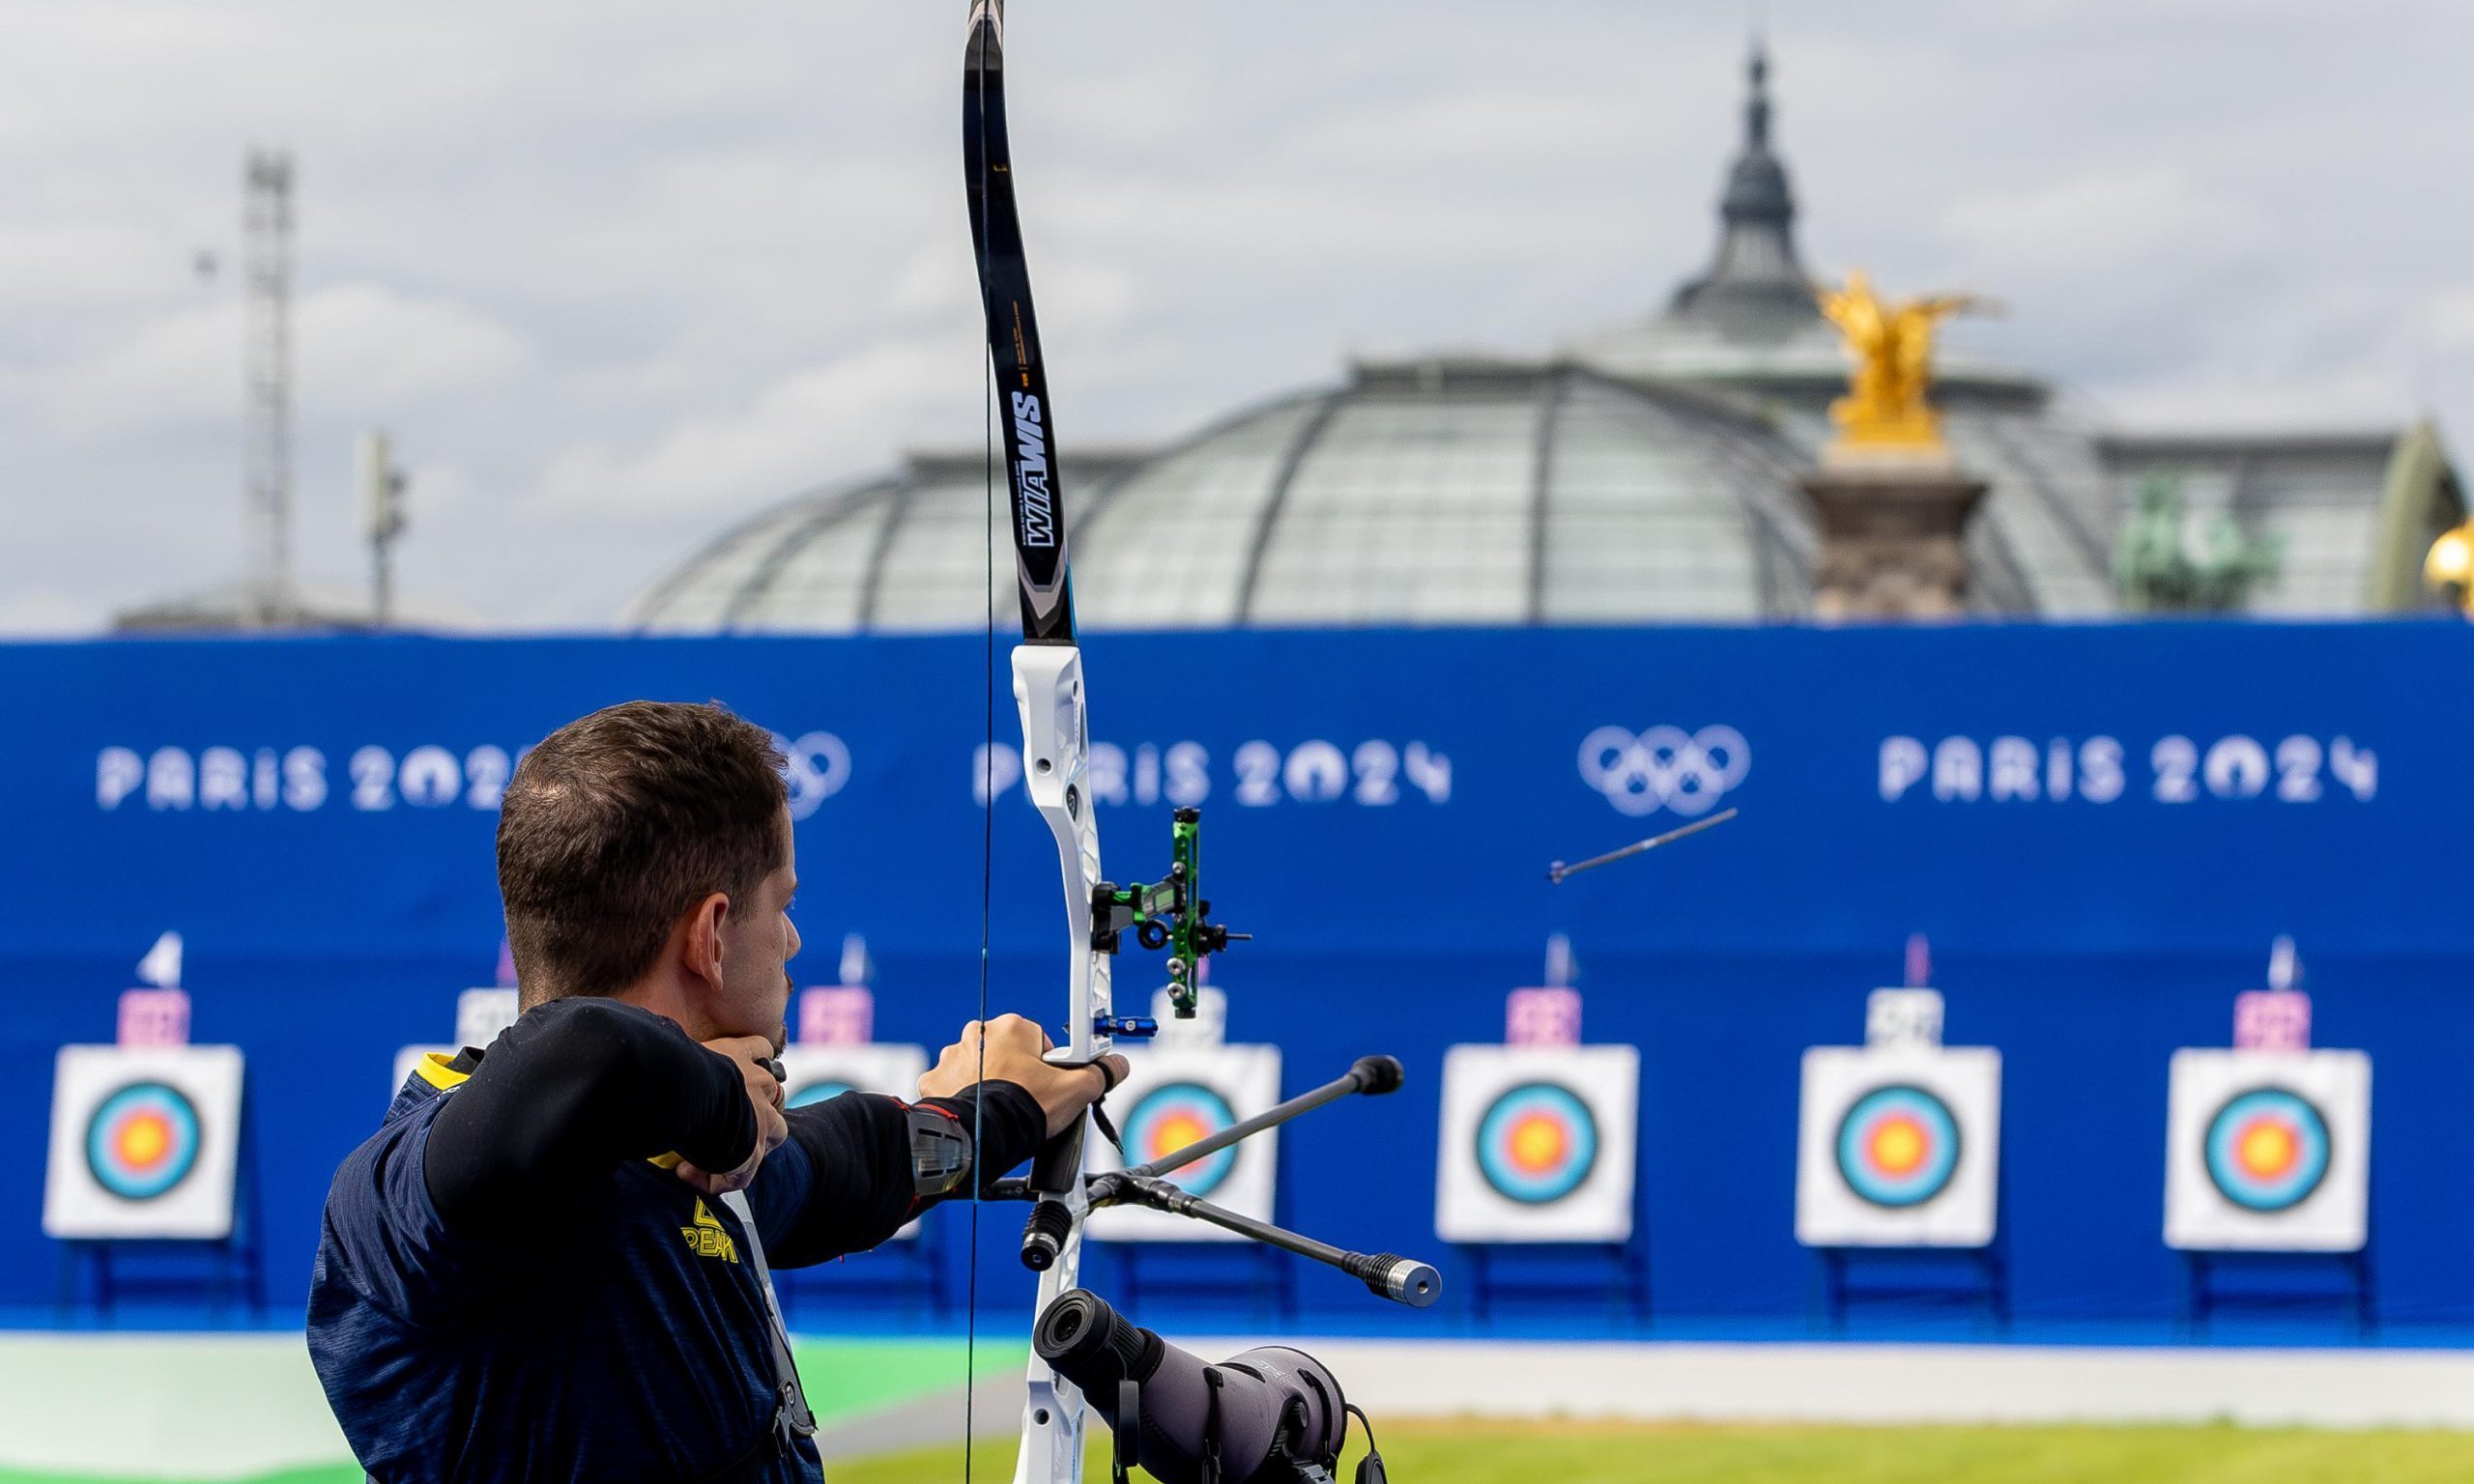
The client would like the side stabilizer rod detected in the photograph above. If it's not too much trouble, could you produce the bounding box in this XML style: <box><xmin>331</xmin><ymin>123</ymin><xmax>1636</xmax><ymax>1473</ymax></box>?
<box><xmin>1092</xmin><ymin>1173</ymin><xmax>1439</xmax><ymax>1308</ymax></box>
<box><xmin>1124</xmin><ymin>1054</ymin><xmax>1403</xmax><ymax>1184</ymax></box>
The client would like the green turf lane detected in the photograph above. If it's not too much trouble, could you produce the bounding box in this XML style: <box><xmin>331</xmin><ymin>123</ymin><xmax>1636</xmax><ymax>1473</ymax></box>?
<box><xmin>835</xmin><ymin>1421</ymin><xmax>2474</xmax><ymax>1484</ymax></box>
<box><xmin>15</xmin><ymin>1420</ymin><xmax>2474</xmax><ymax>1483</ymax></box>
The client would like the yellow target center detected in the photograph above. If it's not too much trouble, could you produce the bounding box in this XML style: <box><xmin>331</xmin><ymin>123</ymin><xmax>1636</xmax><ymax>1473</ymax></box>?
<box><xmin>1869</xmin><ymin>1116</ymin><xmax>1927</xmax><ymax>1176</ymax></box>
<box><xmin>1151</xmin><ymin>1114</ymin><xmax>1211</xmax><ymax>1157</ymax></box>
<box><xmin>2237</xmin><ymin>1120</ymin><xmax>2297</xmax><ymax>1177</ymax></box>
<box><xmin>1510</xmin><ymin>1115</ymin><xmax>1568</xmax><ymax>1171</ymax></box>
<box><xmin>117</xmin><ymin>1113</ymin><xmax>171</xmax><ymax>1168</ymax></box>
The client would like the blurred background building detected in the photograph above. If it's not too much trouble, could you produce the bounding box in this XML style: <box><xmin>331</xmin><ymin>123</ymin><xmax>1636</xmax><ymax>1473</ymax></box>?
<box><xmin>631</xmin><ymin>48</ymin><xmax>2463</xmax><ymax>635</ymax></box>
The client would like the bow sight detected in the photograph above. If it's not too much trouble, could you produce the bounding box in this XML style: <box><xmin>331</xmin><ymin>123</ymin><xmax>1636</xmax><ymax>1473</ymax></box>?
<box><xmin>1091</xmin><ymin>807</ymin><xmax>1248</xmax><ymax>1028</ymax></box>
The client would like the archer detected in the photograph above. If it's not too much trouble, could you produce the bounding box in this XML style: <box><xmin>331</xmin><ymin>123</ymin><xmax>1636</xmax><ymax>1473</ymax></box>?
<box><xmin>307</xmin><ymin>699</ymin><xmax>1124</xmax><ymax>1482</ymax></box>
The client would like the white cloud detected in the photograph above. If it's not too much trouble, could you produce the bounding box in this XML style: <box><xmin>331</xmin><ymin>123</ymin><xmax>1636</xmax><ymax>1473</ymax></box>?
<box><xmin>532</xmin><ymin>335</ymin><xmax>974</xmax><ymax>525</ymax></box>
<box><xmin>2429</xmin><ymin>289</ymin><xmax>2474</xmax><ymax>353</ymax></box>
<box><xmin>298</xmin><ymin>286</ymin><xmax>532</xmax><ymax>411</ymax></box>
<box><xmin>1940</xmin><ymin>168</ymin><xmax>2262</xmax><ymax>287</ymax></box>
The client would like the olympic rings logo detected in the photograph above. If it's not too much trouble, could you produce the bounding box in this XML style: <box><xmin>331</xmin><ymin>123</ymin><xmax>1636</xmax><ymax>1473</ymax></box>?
<box><xmin>1576</xmin><ymin>725</ymin><xmax>1750</xmax><ymax>816</ymax></box>
<box><xmin>774</xmin><ymin>730</ymin><xmax>851</xmax><ymax>821</ymax></box>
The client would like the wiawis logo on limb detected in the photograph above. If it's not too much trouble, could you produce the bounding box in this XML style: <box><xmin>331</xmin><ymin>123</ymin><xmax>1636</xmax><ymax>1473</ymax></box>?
<box><xmin>1012</xmin><ymin>391</ymin><xmax>1057</xmax><ymax>547</ymax></box>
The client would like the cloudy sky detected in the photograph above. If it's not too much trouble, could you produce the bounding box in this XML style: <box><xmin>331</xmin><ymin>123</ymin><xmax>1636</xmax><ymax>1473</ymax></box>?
<box><xmin>3</xmin><ymin>0</ymin><xmax>2467</xmax><ymax>634</ymax></box>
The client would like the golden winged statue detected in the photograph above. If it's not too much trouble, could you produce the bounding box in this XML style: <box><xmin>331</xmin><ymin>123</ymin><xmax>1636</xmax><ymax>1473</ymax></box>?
<box><xmin>1817</xmin><ymin>270</ymin><xmax>1988</xmax><ymax>455</ymax></box>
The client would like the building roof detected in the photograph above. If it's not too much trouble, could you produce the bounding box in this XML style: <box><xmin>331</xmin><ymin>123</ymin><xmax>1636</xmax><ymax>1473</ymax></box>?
<box><xmin>2100</xmin><ymin>422</ymin><xmax>2464</xmax><ymax>614</ymax></box>
<box><xmin>629</xmin><ymin>43</ymin><xmax>2457</xmax><ymax>634</ymax></box>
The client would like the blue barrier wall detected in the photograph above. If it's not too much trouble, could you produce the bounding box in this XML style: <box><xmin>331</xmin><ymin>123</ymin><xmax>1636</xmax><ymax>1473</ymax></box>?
<box><xmin>1</xmin><ymin>622</ymin><xmax>2466</xmax><ymax>1331</ymax></box>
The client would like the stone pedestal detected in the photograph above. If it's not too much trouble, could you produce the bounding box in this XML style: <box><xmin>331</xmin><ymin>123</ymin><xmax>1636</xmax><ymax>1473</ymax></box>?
<box><xmin>1800</xmin><ymin>457</ymin><xmax>1989</xmax><ymax>620</ymax></box>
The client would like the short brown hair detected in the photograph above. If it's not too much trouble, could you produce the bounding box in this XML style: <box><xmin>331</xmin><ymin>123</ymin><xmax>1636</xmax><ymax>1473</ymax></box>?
<box><xmin>497</xmin><ymin>700</ymin><xmax>788</xmax><ymax>1005</ymax></box>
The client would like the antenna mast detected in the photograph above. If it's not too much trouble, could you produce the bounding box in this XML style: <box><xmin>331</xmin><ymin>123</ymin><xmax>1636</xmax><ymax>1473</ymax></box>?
<box><xmin>243</xmin><ymin>148</ymin><xmax>296</xmax><ymax>626</ymax></box>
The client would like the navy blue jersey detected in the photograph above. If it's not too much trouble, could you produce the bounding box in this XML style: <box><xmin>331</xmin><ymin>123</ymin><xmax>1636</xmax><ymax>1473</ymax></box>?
<box><xmin>307</xmin><ymin>1002</ymin><xmax>1041</xmax><ymax>1483</ymax></box>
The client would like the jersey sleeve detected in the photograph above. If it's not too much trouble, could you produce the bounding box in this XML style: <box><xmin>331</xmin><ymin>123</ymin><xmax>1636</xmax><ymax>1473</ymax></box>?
<box><xmin>749</xmin><ymin>1082</ymin><xmax>1046</xmax><ymax>1269</ymax></box>
<box><xmin>424</xmin><ymin>998</ymin><xmax>757</xmax><ymax>1235</ymax></box>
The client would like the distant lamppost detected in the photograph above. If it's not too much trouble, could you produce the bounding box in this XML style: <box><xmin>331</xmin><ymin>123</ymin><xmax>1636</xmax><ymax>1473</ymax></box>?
<box><xmin>2427</xmin><ymin>517</ymin><xmax>2474</xmax><ymax>616</ymax></box>
<box><xmin>360</xmin><ymin>431</ymin><xmax>409</xmax><ymax>628</ymax></box>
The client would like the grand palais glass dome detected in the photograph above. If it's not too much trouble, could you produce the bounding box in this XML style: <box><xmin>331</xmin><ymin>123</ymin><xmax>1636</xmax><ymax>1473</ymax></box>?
<box><xmin>631</xmin><ymin>49</ymin><xmax>2459</xmax><ymax>634</ymax></box>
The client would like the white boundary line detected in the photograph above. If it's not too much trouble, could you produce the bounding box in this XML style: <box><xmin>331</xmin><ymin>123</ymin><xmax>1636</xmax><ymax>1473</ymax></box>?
<box><xmin>1168</xmin><ymin>1337</ymin><xmax>2474</xmax><ymax>1431</ymax></box>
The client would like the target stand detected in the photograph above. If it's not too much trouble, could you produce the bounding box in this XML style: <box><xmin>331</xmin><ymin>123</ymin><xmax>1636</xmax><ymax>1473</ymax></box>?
<box><xmin>1435</xmin><ymin>1045</ymin><xmax>1647</xmax><ymax>1326</ymax></box>
<box><xmin>1093</xmin><ymin>1114</ymin><xmax>1300</xmax><ymax>1327</ymax></box>
<box><xmin>1086</xmin><ymin>1046</ymin><xmax>1298</xmax><ymax>1324</ymax></box>
<box><xmin>1796</xmin><ymin>1036</ymin><xmax>2009</xmax><ymax>1334</ymax></box>
<box><xmin>2165</xmin><ymin>1047</ymin><xmax>2376</xmax><ymax>1337</ymax></box>
<box><xmin>51</xmin><ymin>1066</ymin><xmax>266</xmax><ymax>1323</ymax></box>
<box><xmin>1812</xmin><ymin>1214</ymin><xmax>2010</xmax><ymax>1335</ymax></box>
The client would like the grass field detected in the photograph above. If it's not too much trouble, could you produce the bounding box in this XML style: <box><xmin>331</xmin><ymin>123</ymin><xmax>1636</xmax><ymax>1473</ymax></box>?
<box><xmin>837</xmin><ymin>1420</ymin><xmax>2474</xmax><ymax>1484</ymax></box>
<box><xmin>7</xmin><ymin>1420</ymin><xmax>2471</xmax><ymax>1482</ymax></box>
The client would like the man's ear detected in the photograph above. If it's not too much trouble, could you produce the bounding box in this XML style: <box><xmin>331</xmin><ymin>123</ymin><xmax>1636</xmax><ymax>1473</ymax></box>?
<box><xmin>682</xmin><ymin>892</ymin><xmax>731</xmax><ymax>992</ymax></box>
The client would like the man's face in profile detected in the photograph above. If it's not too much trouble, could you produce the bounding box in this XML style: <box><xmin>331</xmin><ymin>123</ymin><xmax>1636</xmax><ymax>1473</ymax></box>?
<box><xmin>715</xmin><ymin>803</ymin><xmax>801</xmax><ymax>1049</ymax></box>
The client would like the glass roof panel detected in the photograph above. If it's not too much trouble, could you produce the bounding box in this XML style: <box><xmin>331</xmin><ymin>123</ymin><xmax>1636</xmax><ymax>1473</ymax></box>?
<box><xmin>725</xmin><ymin>495</ymin><xmax>892</xmax><ymax>634</ymax></box>
<box><xmin>1540</xmin><ymin>380</ymin><xmax>1763</xmax><ymax>620</ymax></box>
<box><xmin>1943</xmin><ymin>413</ymin><xmax>2115</xmax><ymax>616</ymax></box>
<box><xmin>1245</xmin><ymin>384</ymin><xmax>1539</xmax><ymax>625</ymax></box>
<box><xmin>868</xmin><ymin>465</ymin><xmax>1011</xmax><ymax>634</ymax></box>
<box><xmin>1078</xmin><ymin>398</ymin><xmax>1325</xmax><ymax>631</ymax></box>
<box><xmin>633</xmin><ymin>499</ymin><xmax>858</xmax><ymax>632</ymax></box>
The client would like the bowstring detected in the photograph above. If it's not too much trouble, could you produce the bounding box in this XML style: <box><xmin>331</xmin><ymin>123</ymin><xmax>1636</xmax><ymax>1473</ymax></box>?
<box><xmin>967</xmin><ymin>10</ymin><xmax>996</xmax><ymax>1479</ymax></box>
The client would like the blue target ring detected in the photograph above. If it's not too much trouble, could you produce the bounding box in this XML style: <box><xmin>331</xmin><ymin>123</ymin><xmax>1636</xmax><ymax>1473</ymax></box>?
<box><xmin>1834</xmin><ymin>1084</ymin><xmax>1961</xmax><ymax>1210</ymax></box>
<box><xmin>2203</xmin><ymin>1087</ymin><xmax>2330</xmax><ymax>1213</ymax></box>
<box><xmin>1475</xmin><ymin>1082</ymin><xmax>1598</xmax><ymax>1205</ymax></box>
<box><xmin>84</xmin><ymin>1081</ymin><xmax>202</xmax><ymax>1202</ymax></box>
<box><xmin>1121</xmin><ymin>1082</ymin><xmax>1241</xmax><ymax>1198</ymax></box>
<box><xmin>787</xmin><ymin>1078</ymin><xmax>856</xmax><ymax>1110</ymax></box>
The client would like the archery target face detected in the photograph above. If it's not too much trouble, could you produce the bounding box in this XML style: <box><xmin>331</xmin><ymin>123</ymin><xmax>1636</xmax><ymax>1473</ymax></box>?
<box><xmin>1437</xmin><ymin>1044</ymin><xmax>1638</xmax><ymax>1243</ymax></box>
<box><xmin>44</xmin><ymin>1044</ymin><xmax>245</xmax><ymax>1240</ymax></box>
<box><xmin>1476</xmin><ymin>1082</ymin><xmax>1599</xmax><ymax>1205</ymax></box>
<box><xmin>2166</xmin><ymin>1048</ymin><xmax>2370</xmax><ymax>1251</ymax></box>
<box><xmin>1798</xmin><ymin>1045</ymin><xmax>2000</xmax><ymax>1248</ymax></box>
<box><xmin>1835</xmin><ymin>1085</ymin><xmax>1962</xmax><ymax>1209</ymax></box>
<box><xmin>775</xmin><ymin>1042</ymin><xmax>930</xmax><ymax>1239</ymax></box>
<box><xmin>2205</xmin><ymin>1089</ymin><xmax>2328</xmax><ymax>1212</ymax></box>
<box><xmin>1120</xmin><ymin>1082</ymin><xmax>1243</xmax><ymax>1197</ymax></box>
<box><xmin>1090</xmin><ymin>1046</ymin><xmax>1281</xmax><ymax>1243</ymax></box>
<box><xmin>86</xmin><ymin>1081</ymin><xmax>201</xmax><ymax>1200</ymax></box>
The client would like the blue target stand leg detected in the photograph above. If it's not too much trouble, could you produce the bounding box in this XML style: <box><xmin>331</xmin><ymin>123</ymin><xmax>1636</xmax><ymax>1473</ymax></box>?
<box><xmin>1456</xmin><ymin>1158</ymin><xmax>1653</xmax><ymax>1330</ymax></box>
<box><xmin>56</xmin><ymin>1082</ymin><xmax>268</xmax><ymax>1326</ymax></box>
<box><xmin>1813</xmin><ymin>1238</ymin><xmax>2009</xmax><ymax>1337</ymax></box>
<box><xmin>2179</xmin><ymin>1241</ymin><xmax>2375</xmax><ymax>1341</ymax></box>
<box><xmin>1461</xmin><ymin>1239</ymin><xmax>1650</xmax><ymax>1330</ymax></box>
